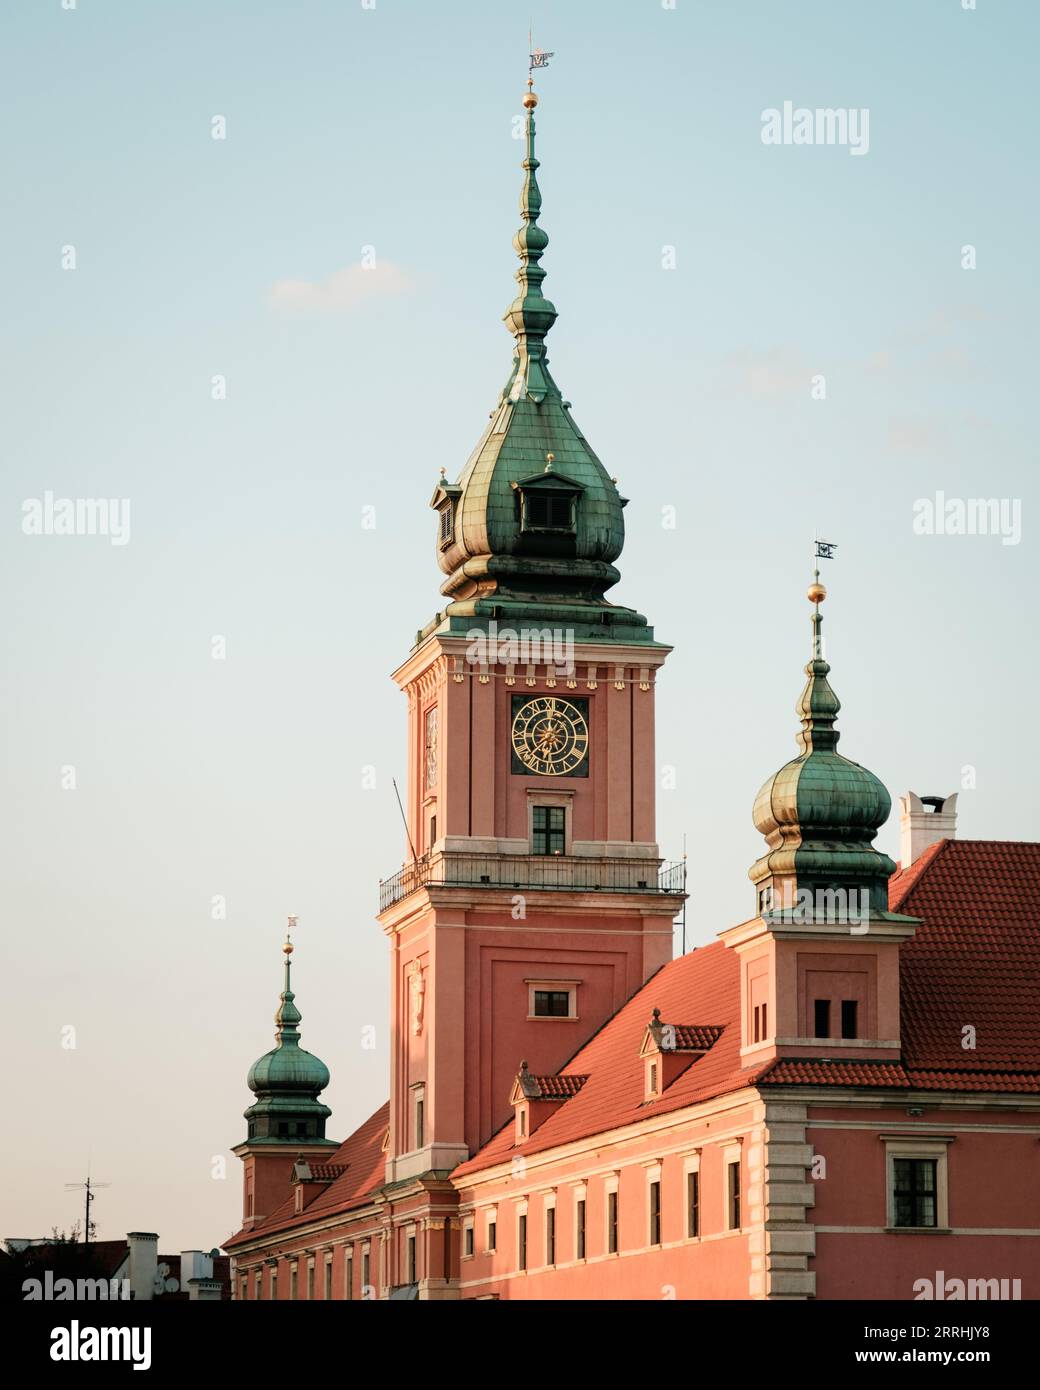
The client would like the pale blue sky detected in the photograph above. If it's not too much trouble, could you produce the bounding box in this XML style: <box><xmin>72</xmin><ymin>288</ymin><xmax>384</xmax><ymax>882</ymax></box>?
<box><xmin>2</xmin><ymin>0</ymin><xmax>1036</xmax><ymax>1249</ymax></box>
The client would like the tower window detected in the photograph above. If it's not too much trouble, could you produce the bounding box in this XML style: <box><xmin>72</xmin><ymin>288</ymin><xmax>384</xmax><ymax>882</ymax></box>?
<box><xmin>438</xmin><ymin>500</ymin><xmax>455</xmax><ymax>547</ymax></box>
<box><xmin>841</xmin><ymin>999</ymin><xmax>858</xmax><ymax>1039</ymax></box>
<box><xmin>463</xmin><ymin>1224</ymin><xmax>474</xmax><ymax>1258</ymax></box>
<box><xmin>518</xmin><ymin>1214</ymin><xmax>527</xmax><ymax>1271</ymax></box>
<box><xmin>545</xmin><ymin>1206</ymin><xmax>556</xmax><ymax>1266</ymax></box>
<box><xmin>649</xmin><ymin>1181</ymin><xmax>662</xmax><ymax>1246</ymax></box>
<box><xmin>814</xmin><ymin>999</ymin><xmax>831</xmax><ymax>1039</ymax></box>
<box><xmin>487</xmin><ymin>1219</ymin><xmax>497</xmax><ymax>1253</ymax></box>
<box><xmin>532</xmin><ymin>804</ymin><xmax>566</xmax><ymax>855</ymax></box>
<box><xmin>576</xmin><ymin>1199</ymin><xmax>586</xmax><ymax>1260</ymax></box>
<box><xmin>533</xmin><ymin>989</ymin><xmax>571</xmax><ymax>1017</ymax></box>
<box><xmin>521</xmin><ymin>490</ymin><xmax>575</xmax><ymax>533</ymax></box>
<box><xmin>407</xmin><ymin>1234</ymin><xmax>417</xmax><ymax>1284</ymax></box>
<box><xmin>607</xmin><ymin>1190</ymin><xmax>619</xmax><ymax>1254</ymax></box>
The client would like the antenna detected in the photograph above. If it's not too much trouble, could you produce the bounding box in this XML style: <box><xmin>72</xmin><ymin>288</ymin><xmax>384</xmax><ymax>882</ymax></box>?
<box><xmin>392</xmin><ymin>777</ymin><xmax>419</xmax><ymax>864</ymax></box>
<box><xmin>64</xmin><ymin>1170</ymin><xmax>111</xmax><ymax>1246</ymax></box>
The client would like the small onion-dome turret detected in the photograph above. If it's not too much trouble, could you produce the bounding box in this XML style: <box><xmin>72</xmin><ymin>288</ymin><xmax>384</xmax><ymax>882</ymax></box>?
<box><xmin>243</xmin><ymin>933</ymin><xmax>333</xmax><ymax>1145</ymax></box>
<box><xmin>749</xmin><ymin>580</ymin><xmax>896</xmax><ymax>919</ymax></box>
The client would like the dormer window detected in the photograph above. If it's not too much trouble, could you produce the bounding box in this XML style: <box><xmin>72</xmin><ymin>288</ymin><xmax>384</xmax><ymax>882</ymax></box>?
<box><xmin>523</xmin><ymin>490</ymin><xmax>574</xmax><ymax>532</ymax></box>
<box><xmin>430</xmin><ymin>478</ymin><xmax>462</xmax><ymax>550</ymax></box>
<box><xmin>438</xmin><ymin>499</ymin><xmax>455</xmax><ymax>547</ymax></box>
<box><xmin>512</xmin><ymin>468</ymin><xmax>583</xmax><ymax>540</ymax></box>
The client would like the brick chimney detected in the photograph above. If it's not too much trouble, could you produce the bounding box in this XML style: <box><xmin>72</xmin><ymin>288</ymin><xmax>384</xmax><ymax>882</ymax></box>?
<box><xmin>899</xmin><ymin>791</ymin><xmax>958</xmax><ymax>868</ymax></box>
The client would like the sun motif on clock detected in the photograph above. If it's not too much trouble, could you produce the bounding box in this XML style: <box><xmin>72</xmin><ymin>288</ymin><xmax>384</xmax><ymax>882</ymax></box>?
<box><xmin>510</xmin><ymin>696</ymin><xmax>589</xmax><ymax>777</ymax></box>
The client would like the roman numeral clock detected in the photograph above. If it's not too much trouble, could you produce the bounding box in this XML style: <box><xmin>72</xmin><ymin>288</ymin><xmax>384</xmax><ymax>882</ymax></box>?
<box><xmin>510</xmin><ymin>695</ymin><xmax>590</xmax><ymax>777</ymax></box>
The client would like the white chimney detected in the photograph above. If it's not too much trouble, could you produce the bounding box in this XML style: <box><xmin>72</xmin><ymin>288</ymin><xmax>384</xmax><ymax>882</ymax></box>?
<box><xmin>126</xmin><ymin>1232</ymin><xmax>158</xmax><ymax>1302</ymax></box>
<box><xmin>899</xmin><ymin>791</ymin><xmax>958</xmax><ymax>868</ymax></box>
<box><xmin>180</xmin><ymin>1250</ymin><xmax>212</xmax><ymax>1288</ymax></box>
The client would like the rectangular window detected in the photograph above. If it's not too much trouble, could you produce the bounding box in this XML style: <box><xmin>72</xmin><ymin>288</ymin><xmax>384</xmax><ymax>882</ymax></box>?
<box><xmin>518</xmin><ymin>1107</ymin><xmax>527</xmax><ymax>1137</ymax></box>
<box><xmin>306</xmin><ymin>1263</ymin><xmax>314</xmax><ymax>1300</ymax></box>
<box><xmin>290</xmin><ymin>1266</ymin><xmax>297</xmax><ymax>1301</ymax></box>
<box><xmin>523</xmin><ymin>491</ymin><xmax>574</xmax><ymax>532</ymax></box>
<box><xmin>893</xmin><ymin>1158</ymin><xmax>938</xmax><ymax>1229</ymax></box>
<box><xmin>463</xmin><ymin>1224</ymin><xmax>474</xmax><ymax>1257</ymax></box>
<box><xmin>607</xmin><ymin>1190</ymin><xmax>619</xmax><ymax>1254</ymax></box>
<box><xmin>345</xmin><ymin>1252</ymin><xmax>353</xmax><ymax>1301</ymax></box>
<box><xmin>415</xmin><ymin>1097</ymin><xmax>424</xmax><ymax>1149</ymax></box>
<box><xmin>762</xmin><ymin>1002</ymin><xmax>767</xmax><ymax>1037</ymax></box>
<box><xmin>687</xmin><ymin>1170</ymin><xmax>700</xmax><ymax>1238</ymax></box>
<box><xmin>362</xmin><ymin>1251</ymin><xmax>370</xmax><ymax>1295</ymax></box>
<box><xmin>649</xmin><ymin>1061</ymin><xmax>658</xmax><ymax>1095</ymax></box>
<box><xmin>532</xmin><ymin>804</ymin><xmax>566</xmax><ymax>855</ymax></box>
<box><xmin>518</xmin><ymin>1214</ymin><xmax>527</xmax><ymax>1271</ymax></box>
<box><xmin>240</xmin><ymin>1276</ymin><xmax>247</xmax><ymax>1300</ymax></box>
<box><xmin>753</xmin><ymin>1004</ymin><xmax>761</xmax><ymax>1043</ymax></box>
<box><xmin>487</xmin><ymin>1220</ymin><xmax>497</xmax><ymax>1253</ymax></box>
<box><xmin>649</xmin><ymin>1180</ymin><xmax>662</xmax><ymax>1246</ymax></box>
<box><xmin>533</xmin><ymin>989</ymin><xmax>571</xmax><ymax>1017</ymax></box>
<box><xmin>841</xmin><ymin>999</ymin><xmax>858</xmax><ymax>1039</ymax></box>
<box><xmin>545</xmin><ymin>1206</ymin><xmax>556</xmax><ymax>1266</ymax></box>
<box><xmin>254</xmin><ymin>1271</ymin><xmax>261</xmax><ymax>1300</ymax></box>
<box><xmin>814</xmin><ymin>998</ymin><xmax>831</xmax><ymax>1038</ymax></box>
<box><xmin>728</xmin><ymin>1161</ymin><xmax>741</xmax><ymax>1230</ymax></box>
<box><xmin>270</xmin><ymin>1269</ymin><xmax>277</xmax><ymax>1300</ymax></box>
<box><xmin>324</xmin><ymin>1260</ymin><xmax>332</xmax><ymax>1300</ymax></box>
<box><xmin>576</xmin><ymin>1199</ymin><xmax>586</xmax><ymax>1260</ymax></box>
<box><xmin>439</xmin><ymin>502</ymin><xmax>454</xmax><ymax>547</ymax></box>
<box><xmin>407</xmin><ymin>1234</ymin><xmax>416</xmax><ymax>1284</ymax></box>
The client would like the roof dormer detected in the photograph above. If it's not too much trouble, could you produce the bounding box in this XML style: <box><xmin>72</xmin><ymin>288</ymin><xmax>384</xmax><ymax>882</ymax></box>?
<box><xmin>509</xmin><ymin>1061</ymin><xmax>587</xmax><ymax>1143</ymax></box>
<box><xmin>640</xmin><ymin>1009</ymin><xmax>724</xmax><ymax>1101</ymax></box>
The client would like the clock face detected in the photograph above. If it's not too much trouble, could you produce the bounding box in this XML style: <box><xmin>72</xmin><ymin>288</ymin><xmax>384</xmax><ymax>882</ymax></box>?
<box><xmin>510</xmin><ymin>695</ymin><xmax>589</xmax><ymax>777</ymax></box>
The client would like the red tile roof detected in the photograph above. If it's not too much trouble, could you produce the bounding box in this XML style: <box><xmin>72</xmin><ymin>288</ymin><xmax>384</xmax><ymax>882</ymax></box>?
<box><xmin>456</xmin><ymin>837</ymin><xmax>1040</xmax><ymax>1176</ymax></box>
<box><xmin>670</xmin><ymin>1024</ymin><xmax>725</xmax><ymax>1052</ymax></box>
<box><xmin>224</xmin><ymin>1102</ymin><xmax>388</xmax><ymax>1250</ymax></box>
<box><xmin>228</xmin><ymin>838</ymin><xmax>1040</xmax><ymax>1225</ymax></box>
<box><xmin>304</xmin><ymin>1163</ymin><xmax>349</xmax><ymax>1182</ymax></box>
<box><xmin>528</xmin><ymin>1074</ymin><xmax>588</xmax><ymax>1099</ymax></box>
<box><xmin>889</xmin><ymin>839</ymin><xmax>1040</xmax><ymax>1075</ymax></box>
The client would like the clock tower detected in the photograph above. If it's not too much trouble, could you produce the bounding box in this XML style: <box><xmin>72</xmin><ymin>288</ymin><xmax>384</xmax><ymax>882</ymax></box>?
<box><xmin>377</xmin><ymin>80</ymin><xmax>685</xmax><ymax>1277</ymax></box>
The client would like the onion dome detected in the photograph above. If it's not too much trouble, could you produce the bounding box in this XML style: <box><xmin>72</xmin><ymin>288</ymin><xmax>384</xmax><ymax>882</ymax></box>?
<box><xmin>425</xmin><ymin>79</ymin><xmax>657</xmax><ymax>646</ymax></box>
<box><xmin>243</xmin><ymin>932</ymin><xmax>334</xmax><ymax>1145</ymax></box>
<box><xmin>749</xmin><ymin>581</ymin><xmax>896</xmax><ymax>919</ymax></box>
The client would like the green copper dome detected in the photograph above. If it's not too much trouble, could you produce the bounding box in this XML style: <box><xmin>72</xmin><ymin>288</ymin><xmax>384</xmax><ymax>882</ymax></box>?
<box><xmin>425</xmin><ymin>81</ymin><xmax>657</xmax><ymax>646</ymax></box>
<box><xmin>243</xmin><ymin>943</ymin><xmax>334</xmax><ymax>1145</ymax></box>
<box><xmin>749</xmin><ymin>592</ymin><xmax>896</xmax><ymax>917</ymax></box>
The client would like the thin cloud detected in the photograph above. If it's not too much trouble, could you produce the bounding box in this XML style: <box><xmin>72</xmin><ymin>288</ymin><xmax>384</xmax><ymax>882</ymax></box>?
<box><xmin>269</xmin><ymin>260</ymin><xmax>414</xmax><ymax>314</ymax></box>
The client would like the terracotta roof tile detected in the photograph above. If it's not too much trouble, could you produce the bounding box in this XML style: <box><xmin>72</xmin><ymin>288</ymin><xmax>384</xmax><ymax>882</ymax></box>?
<box><xmin>529</xmin><ymin>1074</ymin><xmax>588</xmax><ymax>1099</ymax></box>
<box><xmin>670</xmin><ymin>1024</ymin><xmax>725</xmax><ymax>1051</ymax></box>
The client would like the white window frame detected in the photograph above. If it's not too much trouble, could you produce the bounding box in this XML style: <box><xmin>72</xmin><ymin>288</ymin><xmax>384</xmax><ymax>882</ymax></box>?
<box><xmin>543</xmin><ymin>1191</ymin><xmax>557</xmax><ymax>1268</ymax></box>
<box><xmin>683</xmin><ymin>1152</ymin><xmax>702</xmax><ymax>1241</ymax></box>
<box><xmin>485</xmin><ymin>1207</ymin><xmax>498</xmax><ymax>1253</ymax></box>
<box><xmin>461</xmin><ymin>1216</ymin><xmax>475</xmax><ymax>1260</ymax></box>
<box><xmin>604</xmin><ymin>1173</ymin><xmax>620</xmax><ymax>1256</ymax></box>
<box><xmin>526</xmin><ymin>978</ymin><xmax>580</xmax><ymax>1021</ymax></box>
<box><xmin>645</xmin><ymin>1163</ymin><xmax>663</xmax><ymax>1246</ymax></box>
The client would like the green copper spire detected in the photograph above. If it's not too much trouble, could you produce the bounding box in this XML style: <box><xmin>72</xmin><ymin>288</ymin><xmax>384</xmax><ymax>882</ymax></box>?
<box><xmin>750</xmin><ymin>579</ymin><xmax>900</xmax><ymax>921</ymax></box>
<box><xmin>243</xmin><ymin>921</ymin><xmax>335</xmax><ymax>1146</ymax></box>
<box><xmin>424</xmin><ymin>78</ymin><xmax>660</xmax><ymax>648</ymax></box>
<box><xmin>502</xmin><ymin>79</ymin><xmax>557</xmax><ymax>404</ymax></box>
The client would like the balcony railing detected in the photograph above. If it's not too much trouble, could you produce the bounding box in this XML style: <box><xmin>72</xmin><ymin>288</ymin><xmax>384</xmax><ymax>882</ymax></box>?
<box><xmin>379</xmin><ymin>851</ymin><xmax>687</xmax><ymax>913</ymax></box>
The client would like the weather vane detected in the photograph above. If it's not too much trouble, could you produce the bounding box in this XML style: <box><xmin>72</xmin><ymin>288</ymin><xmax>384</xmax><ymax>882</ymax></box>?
<box><xmin>285</xmin><ymin>914</ymin><xmax>297</xmax><ymax>955</ymax></box>
<box><xmin>528</xmin><ymin>22</ymin><xmax>553</xmax><ymax>72</ymax></box>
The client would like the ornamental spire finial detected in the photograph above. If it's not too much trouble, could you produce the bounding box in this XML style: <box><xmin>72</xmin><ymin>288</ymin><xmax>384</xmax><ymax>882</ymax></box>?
<box><xmin>796</xmin><ymin>541</ymin><xmax>839</xmax><ymax>754</ymax></box>
<box><xmin>503</xmin><ymin>45</ymin><xmax>557</xmax><ymax>404</ymax></box>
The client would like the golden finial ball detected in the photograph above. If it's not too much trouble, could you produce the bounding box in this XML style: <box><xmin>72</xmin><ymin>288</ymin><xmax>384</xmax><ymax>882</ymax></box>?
<box><xmin>283</xmin><ymin>941</ymin><xmax>294</xmax><ymax>955</ymax></box>
<box><xmin>523</xmin><ymin>88</ymin><xmax>538</xmax><ymax>110</ymax></box>
<box><xmin>807</xmin><ymin>581</ymin><xmax>827</xmax><ymax>604</ymax></box>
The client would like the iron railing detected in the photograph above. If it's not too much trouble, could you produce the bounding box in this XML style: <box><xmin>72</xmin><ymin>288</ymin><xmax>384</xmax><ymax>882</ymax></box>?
<box><xmin>379</xmin><ymin>852</ymin><xmax>687</xmax><ymax>912</ymax></box>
